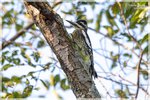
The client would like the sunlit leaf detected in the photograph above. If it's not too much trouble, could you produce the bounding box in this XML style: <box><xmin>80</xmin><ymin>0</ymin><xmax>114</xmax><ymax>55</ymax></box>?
<box><xmin>50</xmin><ymin>75</ymin><xmax>54</xmax><ymax>86</ymax></box>
<box><xmin>22</xmin><ymin>85</ymin><xmax>33</xmax><ymax>98</ymax></box>
<box><xmin>26</xmin><ymin>79</ymin><xmax>30</xmax><ymax>85</ymax></box>
<box><xmin>16</xmin><ymin>23</ymin><xmax>23</xmax><ymax>31</ymax></box>
<box><xmin>104</xmin><ymin>26</ymin><xmax>116</xmax><ymax>37</ymax></box>
<box><xmin>11</xmin><ymin>76</ymin><xmax>21</xmax><ymax>84</ymax></box>
<box><xmin>137</xmin><ymin>7</ymin><xmax>149</xmax><ymax>23</ymax></box>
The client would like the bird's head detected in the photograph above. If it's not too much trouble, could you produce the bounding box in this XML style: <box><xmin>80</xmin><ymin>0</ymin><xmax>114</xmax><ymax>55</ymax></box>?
<box><xmin>66</xmin><ymin>20</ymin><xmax>88</xmax><ymax>31</ymax></box>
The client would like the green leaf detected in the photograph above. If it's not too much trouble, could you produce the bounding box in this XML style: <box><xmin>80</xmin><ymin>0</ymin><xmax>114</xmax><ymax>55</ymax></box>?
<box><xmin>26</xmin><ymin>79</ymin><xmax>30</xmax><ymax>85</ymax></box>
<box><xmin>2</xmin><ymin>51</ymin><xmax>9</xmax><ymax>56</ymax></box>
<box><xmin>12</xmin><ymin>50</ymin><xmax>18</xmax><ymax>56</ymax></box>
<box><xmin>31</xmin><ymin>52</ymin><xmax>40</xmax><ymax>62</ymax></box>
<box><xmin>34</xmin><ymin>87</ymin><xmax>40</xmax><ymax>91</ymax></box>
<box><xmin>21</xmin><ymin>48</ymin><xmax>26</xmax><ymax>58</ymax></box>
<box><xmin>130</xmin><ymin>7</ymin><xmax>148</xmax><ymax>28</ymax></box>
<box><xmin>121</xmin><ymin>33</ymin><xmax>132</xmax><ymax>41</ymax></box>
<box><xmin>111</xmin><ymin>3</ymin><xmax>119</xmax><ymax>17</ymax></box>
<box><xmin>130</xmin><ymin>9</ymin><xmax>142</xmax><ymax>28</ymax></box>
<box><xmin>14</xmin><ymin>42</ymin><xmax>22</xmax><ymax>47</ymax></box>
<box><xmin>2</xmin><ymin>9</ymin><xmax>14</xmax><ymax>25</ymax></box>
<box><xmin>13</xmin><ymin>91</ymin><xmax>22</xmax><ymax>98</ymax></box>
<box><xmin>143</xmin><ymin>45</ymin><xmax>148</xmax><ymax>54</ymax></box>
<box><xmin>2</xmin><ymin>64</ymin><xmax>13</xmax><ymax>70</ymax></box>
<box><xmin>137</xmin><ymin>7</ymin><xmax>149</xmax><ymax>23</ymax></box>
<box><xmin>104</xmin><ymin>26</ymin><xmax>116</xmax><ymax>37</ymax></box>
<box><xmin>141</xmin><ymin>33</ymin><xmax>149</xmax><ymax>45</ymax></box>
<box><xmin>111</xmin><ymin>62</ymin><xmax>117</xmax><ymax>69</ymax></box>
<box><xmin>16</xmin><ymin>23</ymin><xmax>23</xmax><ymax>31</ymax></box>
<box><xmin>22</xmin><ymin>85</ymin><xmax>33</xmax><ymax>98</ymax></box>
<box><xmin>27</xmin><ymin>71</ymin><xmax>34</xmax><ymax>76</ymax></box>
<box><xmin>54</xmin><ymin>74</ymin><xmax>60</xmax><ymax>87</ymax></box>
<box><xmin>123</xmin><ymin>53</ymin><xmax>132</xmax><ymax>58</ymax></box>
<box><xmin>12</xmin><ymin>58</ymin><xmax>20</xmax><ymax>65</ymax></box>
<box><xmin>123</xmin><ymin>61</ymin><xmax>127</xmax><ymax>67</ymax></box>
<box><xmin>140</xmin><ymin>70</ymin><xmax>148</xmax><ymax>80</ymax></box>
<box><xmin>95</xmin><ymin>11</ymin><xmax>103</xmax><ymax>32</ymax></box>
<box><xmin>106</xmin><ymin>9</ymin><xmax>113</xmax><ymax>19</ymax></box>
<box><xmin>7</xmin><ymin>57</ymin><xmax>13</xmax><ymax>62</ymax></box>
<box><xmin>11</xmin><ymin>76</ymin><xmax>21</xmax><ymax>84</ymax></box>
<box><xmin>1</xmin><ymin>57</ymin><xmax>5</xmax><ymax>65</ymax></box>
<box><xmin>37</xmin><ymin>40</ymin><xmax>45</xmax><ymax>48</ymax></box>
<box><xmin>61</xmin><ymin>10</ymin><xmax>73</xmax><ymax>15</ymax></box>
<box><xmin>110</xmin><ymin>53</ymin><xmax>119</xmax><ymax>69</ymax></box>
<box><xmin>124</xmin><ymin>3</ymin><xmax>134</xmax><ymax>19</ymax></box>
<box><xmin>40</xmin><ymin>79</ymin><xmax>50</xmax><ymax>90</ymax></box>
<box><xmin>5</xmin><ymin>94</ymin><xmax>13</xmax><ymax>98</ymax></box>
<box><xmin>2</xmin><ymin>77</ymin><xmax>10</xmax><ymax>82</ymax></box>
<box><xmin>60</xmin><ymin>79</ymin><xmax>70</xmax><ymax>90</ymax></box>
<box><xmin>21</xmin><ymin>48</ymin><xmax>36</xmax><ymax>67</ymax></box>
<box><xmin>115</xmin><ymin>89</ymin><xmax>127</xmax><ymax>98</ymax></box>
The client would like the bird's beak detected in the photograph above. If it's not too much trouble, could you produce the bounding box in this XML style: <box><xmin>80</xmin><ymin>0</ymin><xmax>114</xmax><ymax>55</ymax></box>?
<box><xmin>66</xmin><ymin>20</ymin><xmax>79</xmax><ymax>28</ymax></box>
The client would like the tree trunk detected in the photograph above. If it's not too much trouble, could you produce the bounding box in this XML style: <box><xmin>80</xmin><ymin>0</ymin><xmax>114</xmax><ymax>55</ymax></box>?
<box><xmin>24</xmin><ymin>1</ymin><xmax>101</xmax><ymax>98</ymax></box>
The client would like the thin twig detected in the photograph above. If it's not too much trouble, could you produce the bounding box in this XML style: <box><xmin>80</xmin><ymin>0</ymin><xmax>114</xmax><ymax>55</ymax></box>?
<box><xmin>98</xmin><ymin>79</ymin><xmax>118</xmax><ymax>98</ymax></box>
<box><xmin>119</xmin><ymin>72</ymin><xmax>150</xmax><ymax>96</ymax></box>
<box><xmin>52</xmin><ymin>1</ymin><xmax>62</xmax><ymax>9</ymax></box>
<box><xmin>135</xmin><ymin>50</ymin><xmax>144</xmax><ymax>98</ymax></box>
<box><xmin>89</xmin><ymin>27</ymin><xmax>149</xmax><ymax>66</ymax></box>
<box><xmin>117</xmin><ymin>45</ymin><xmax>126</xmax><ymax>74</ymax></box>
<box><xmin>89</xmin><ymin>27</ymin><xmax>139</xmax><ymax>57</ymax></box>
<box><xmin>98</xmin><ymin>76</ymin><xmax>133</xmax><ymax>86</ymax></box>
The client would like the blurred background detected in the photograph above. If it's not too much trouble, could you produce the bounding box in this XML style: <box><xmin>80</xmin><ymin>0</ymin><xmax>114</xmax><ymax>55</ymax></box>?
<box><xmin>0</xmin><ymin>0</ymin><xmax>150</xmax><ymax>100</ymax></box>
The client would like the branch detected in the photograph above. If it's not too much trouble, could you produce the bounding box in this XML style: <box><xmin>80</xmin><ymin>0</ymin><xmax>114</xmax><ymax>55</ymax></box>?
<box><xmin>2</xmin><ymin>22</ymin><xmax>34</xmax><ymax>49</ymax></box>
<box><xmin>135</xmin><ymin>50</ymin><xmax>144</xmax><ymax>98</ymax></box>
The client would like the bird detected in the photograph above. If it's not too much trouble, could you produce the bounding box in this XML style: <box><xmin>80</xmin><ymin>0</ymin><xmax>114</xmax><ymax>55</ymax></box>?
<box><xmin>66</xmin><ymin>20</ymin><xmax>98</xmax><ymax>78</ymax></box>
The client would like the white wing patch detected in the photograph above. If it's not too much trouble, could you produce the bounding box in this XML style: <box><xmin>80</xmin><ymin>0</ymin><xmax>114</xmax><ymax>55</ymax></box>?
<box><xmin>81</xmin><ymin>30</ymin><xmax>92</xmax><ymax>49</ymax></box>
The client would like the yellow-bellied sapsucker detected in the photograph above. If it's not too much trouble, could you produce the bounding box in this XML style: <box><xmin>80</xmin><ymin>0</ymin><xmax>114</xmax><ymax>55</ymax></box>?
<box><xmin>66</xmin><ymin>20</ymin><xmax>98</xmax><ymax>78</ymax></box>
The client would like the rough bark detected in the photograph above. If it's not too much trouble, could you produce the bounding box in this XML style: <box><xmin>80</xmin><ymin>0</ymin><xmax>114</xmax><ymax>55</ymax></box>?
<box><xmin>24</xmin><ymin>1</ymin><xmax>101</xmax><ymax>98</ymax></box>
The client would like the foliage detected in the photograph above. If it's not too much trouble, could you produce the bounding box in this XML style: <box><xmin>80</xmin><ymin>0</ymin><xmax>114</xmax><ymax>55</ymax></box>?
<box><xmin>1</xmin><ymin>1</ymin><xmax>149</xmax><ymax>99</ymax></box>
